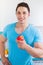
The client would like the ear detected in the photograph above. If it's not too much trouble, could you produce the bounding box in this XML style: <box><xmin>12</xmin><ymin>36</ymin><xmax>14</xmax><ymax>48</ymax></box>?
<box><xmin>28</xmin><ymin>12</ymin><xmax>30</xmax><ymax>16</ymax></box>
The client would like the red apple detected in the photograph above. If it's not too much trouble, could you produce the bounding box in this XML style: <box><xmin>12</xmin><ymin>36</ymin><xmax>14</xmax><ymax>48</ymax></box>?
<box><xmin>17</xmin><ymin>36</ymin><xmax>24</xmax><ymax>41</ymax></box>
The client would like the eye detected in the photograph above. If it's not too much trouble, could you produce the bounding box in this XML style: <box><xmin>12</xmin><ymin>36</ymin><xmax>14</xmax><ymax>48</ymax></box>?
<box><xmin>23</xmin><ymin>12</ymin><xmax>26</xmax><ymax>14</ymax></box>
<box><xmin>17</xmin><ymin>11</ymin><xmax>21</xmax><ymax>15</ymax></box>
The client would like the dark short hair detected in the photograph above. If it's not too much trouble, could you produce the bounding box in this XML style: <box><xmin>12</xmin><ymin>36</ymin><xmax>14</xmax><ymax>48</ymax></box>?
<box><xmin>16</xmin><ymin>2</ymin><xmax>30</xmax><ymax>13</ymax></box>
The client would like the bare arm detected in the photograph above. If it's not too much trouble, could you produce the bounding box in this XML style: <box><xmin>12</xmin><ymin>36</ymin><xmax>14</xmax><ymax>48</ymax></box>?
<box><xmin>16</xmin><ymin>38</ymin><xmax>43</xmax><ymax>58</ymax></box>
<box><xmin>0</xmin><ymin>35</ymin><xmax>11</xmax><ymax>65</ymax></box>
<box><xmin>0</xmin><ymin>35</ymin><xmax>6</xmax><ymax>60</ymax></box>
<box><xmin>24</xmin><ymin>42</ymin><xmax>43</xmax><ymax>58</ymax></box>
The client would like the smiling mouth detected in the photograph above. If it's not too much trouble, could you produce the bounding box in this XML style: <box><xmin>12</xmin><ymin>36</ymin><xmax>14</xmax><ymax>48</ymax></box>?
<box><xmin>19</xmin><ymin>18</ymin><xmax>24</xmax><ymax>21</ymax></box>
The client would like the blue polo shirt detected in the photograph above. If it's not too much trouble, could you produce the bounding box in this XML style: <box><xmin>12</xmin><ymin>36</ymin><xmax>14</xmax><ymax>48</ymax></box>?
<box><xmin>2</xmin><ymin>22</ymin><xmax>42</xmax><ymax>65</ymax></box>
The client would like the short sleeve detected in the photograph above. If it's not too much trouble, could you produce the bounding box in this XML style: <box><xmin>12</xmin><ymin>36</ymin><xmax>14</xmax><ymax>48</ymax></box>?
<box><xmin>2</xmin><ymin>25</ymin><xmax>9</xmax><ymax>39</ymax></box>
<box><xmin>33</xmin><ymin>28</ymin><xmax>43</xmax><ymax>43</ymax></box>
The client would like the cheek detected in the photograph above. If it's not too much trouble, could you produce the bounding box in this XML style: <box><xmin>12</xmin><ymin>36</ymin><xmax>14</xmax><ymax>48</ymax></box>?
<box><xmin>17</xmin><ymin>14</ymin><xmax>21</xmax><ymax>17</ymax></box>
<box><xmin>24</xmin><ymin>15</ymin><xmax>28</xmax><ymax>19</ymax></box>
<box><xmin>16</xmin><ymin>15</ymin><xmax>20</xmax><ymax>19</ymax></box>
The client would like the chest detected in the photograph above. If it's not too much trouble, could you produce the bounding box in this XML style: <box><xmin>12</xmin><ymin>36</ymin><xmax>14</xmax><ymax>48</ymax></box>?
<box><xmin>7</xmin><ymin>28</ymin><xmax>34</xmax><ymax>46</ymax></box>
<box><xmin>15</xmin><ymin>27</ymin><xmax>25</xmax><ymax>34</ymax></box>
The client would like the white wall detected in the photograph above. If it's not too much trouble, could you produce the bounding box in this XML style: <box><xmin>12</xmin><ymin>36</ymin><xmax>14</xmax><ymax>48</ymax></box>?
<box><xmin>0</xmin><ymin>0</ymin><xmax>43</xmax><ymax>31</ymax></box>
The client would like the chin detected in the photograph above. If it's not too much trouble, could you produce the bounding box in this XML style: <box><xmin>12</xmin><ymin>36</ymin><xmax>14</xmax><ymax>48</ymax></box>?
<box><xmin>19</xmin><ymin>21</ymin><xmax>25</xmax><ymax>24</ymax></box>
<box><xmin>20</xmin><ymin>22</ymin><xmax>25</xmax><ymax>24</ymax></box>
<box><xmin>20</xmin><ymin>22</ymin><xmax>24</xmax><ymax>23</ymax></box>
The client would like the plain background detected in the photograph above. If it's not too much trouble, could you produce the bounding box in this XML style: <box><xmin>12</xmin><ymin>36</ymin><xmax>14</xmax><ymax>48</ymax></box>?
<box><xmin>0</xmin><ymin>0</ymin><xmax>43</xmax><ymax>31</ymax></box>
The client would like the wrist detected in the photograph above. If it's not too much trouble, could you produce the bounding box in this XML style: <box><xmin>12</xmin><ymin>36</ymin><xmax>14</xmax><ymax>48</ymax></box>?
<box><xmin>1</xmin><ymin>57</ymin><xmax>8</xmax><ymax>65</ymax></box>
<box><xmin>24</xmin><ymin>43</ymin><xmax>28</xmax><ymax>50</ymax></box>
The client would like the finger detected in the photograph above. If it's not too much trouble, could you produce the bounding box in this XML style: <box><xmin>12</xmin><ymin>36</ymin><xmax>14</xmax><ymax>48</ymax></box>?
<box><xmin>16</xmin><ymin>39</ymin><xmax>20</xmax><ymax>43</ymax></box>
<box><xmin>18</xmin><ymin>43</ymin><xmax>22</xmax><ymax>48</ymax></box>
<box><xmin>8</xmin><ymin>62</ymin><xmax>12</xmax><ymax>65</ymax></box>
<box><xmin>5</xmin><ymin>62</ymin><xmax>11</xmax><ymax>65</ymax></box>
<box><xmin>7</xmin><ymin>60</ymin><xmax>12</xmax><ymax>65</ymax></box>
<box><xmin>16</xmin><ymin>39</ymin><xmax>18</xmax><ymax>42</ymax></box>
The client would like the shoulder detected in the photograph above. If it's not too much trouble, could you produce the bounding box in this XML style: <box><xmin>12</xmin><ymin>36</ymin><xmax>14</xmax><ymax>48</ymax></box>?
<box><xmin>5</xmin><ymin>22</ymin><xmax>16</xmax><ymax>28</ymax></box>
<box><xmin>29</xmin><ymin>24</ymin><xmax>40</xmax><ymax>33</ymax></box>
<box><xmin>4</xmin><ymin>22</ymin><xmax>16</xmax><ymax>31</ymax></box>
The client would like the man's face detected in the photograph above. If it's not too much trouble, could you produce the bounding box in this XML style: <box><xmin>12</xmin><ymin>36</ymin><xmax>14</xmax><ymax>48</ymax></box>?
<box><xmin>16</xmin><ymin>6</ymin><xmax>30</xmax><ymax>24</ymax></box>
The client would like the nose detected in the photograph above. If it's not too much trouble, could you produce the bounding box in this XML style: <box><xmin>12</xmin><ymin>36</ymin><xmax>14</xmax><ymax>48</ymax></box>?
<box><xmin>20</xmin><ymin>14</ymin><xmax>24</xmax><ymax>18</ymax></box>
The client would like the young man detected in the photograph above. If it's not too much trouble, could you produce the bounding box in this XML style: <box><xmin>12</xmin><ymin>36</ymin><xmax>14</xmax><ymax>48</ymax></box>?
<box><xmin>0</xmin><ymin>2</ymin><xmax>43</xmax><ymax>65</ymax></box>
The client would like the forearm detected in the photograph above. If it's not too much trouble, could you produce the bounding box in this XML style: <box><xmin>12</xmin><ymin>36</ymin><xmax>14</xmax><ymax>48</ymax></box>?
<box><xmin>25</xmin><ymin>44</ymin><xmax>43</xmax><ymax>58</ymax></box>
<box><xmin>0</xmin><ymin>41</ymin><xmax>5</xmax><ymax>60</ymax></box>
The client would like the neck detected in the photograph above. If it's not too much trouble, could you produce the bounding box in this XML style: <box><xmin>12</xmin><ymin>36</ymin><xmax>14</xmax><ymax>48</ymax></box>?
<box><xmin>16</xmin><ymin>22</ymin><xmax>28</xmax><ymax>28</ymax></box>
